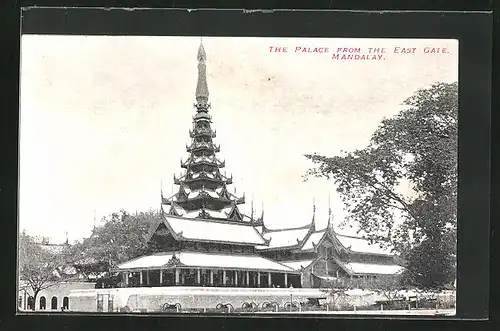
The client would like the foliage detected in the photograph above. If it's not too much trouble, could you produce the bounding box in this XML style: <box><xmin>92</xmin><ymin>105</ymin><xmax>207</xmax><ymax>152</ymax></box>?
<box><xmin>365</xmin><ymin>275</ymin><xmax>402</xmax><ymax>301</ymax></box>
<box><xmin>305</xmin><ymin>82</ymin><xmax>458</xmax><ymax>291</ymax></box>
<box><xmin>18</xmin><ymin>232</ymin><xmax>73</xmax><ymax>309</ymax></box>
<box><xmin>69</xmin><ymin>209</ymin><xmax>161</xmax><ymax>272</ymax></box>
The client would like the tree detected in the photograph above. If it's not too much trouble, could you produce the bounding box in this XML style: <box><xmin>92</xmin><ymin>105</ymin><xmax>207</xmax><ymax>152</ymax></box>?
<box><xmin>366</xmin><ymin>275</ymin><xmax>403</xmax><ymax>302</ymax></box>
<box><xmin>18</xmin><ymin>232</ymin><xmax>72</xmax><ymax>309</ymax></box>
<box><xmin>305</xmin><ymin>82</ymin><xmax>458</xmax><ymax>291</ymax></box>
<box><xmin>70</xmin><ymin>209</ymin><xmax>161</xmax><ymax>271</ymax></box>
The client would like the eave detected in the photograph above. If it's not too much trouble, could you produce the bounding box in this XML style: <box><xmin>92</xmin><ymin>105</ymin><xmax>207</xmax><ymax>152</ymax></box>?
<box><xmin>145</xmin><ymin>207</ymin><xmax>270</xmax><ymax>247</ymax></box>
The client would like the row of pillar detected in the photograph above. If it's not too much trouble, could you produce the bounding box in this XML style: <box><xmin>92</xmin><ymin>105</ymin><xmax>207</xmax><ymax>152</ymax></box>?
<box><xmin>123</xmin><ymin>269</ymin><xmax>290</xmax><ymax>287</ymax></box>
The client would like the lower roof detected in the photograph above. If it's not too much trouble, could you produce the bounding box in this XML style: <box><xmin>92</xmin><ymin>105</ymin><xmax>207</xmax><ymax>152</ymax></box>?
<box><xmin>335</xmin><ymin>234</ymin><xmax>394</xmax><ymax>256</ymax></box>
<box><xmin>280</xmin><ymin>259</ymin><xmax>315</xmax><ymax>270</ymax></box>
<box><xmin>257</xmin><ymin>228</ymin><xmax>310</xmax><ymax>250</ymax></box>
<box><xmin>344</xmin><ymin>262</ymin><xmax>403</xmax><ymax>275</ymax></box>
<box><xmin>145</xmin><ymin>208</ymin><xmax>268</xmax><ymax>246</ymax></box>
<box><xmin>115</xmin><ymin>251</ymin><xmax>298</xmax><ymax>274</ymax></box>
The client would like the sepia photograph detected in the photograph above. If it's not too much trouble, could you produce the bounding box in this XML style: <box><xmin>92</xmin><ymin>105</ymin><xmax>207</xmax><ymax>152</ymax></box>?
<box><xmin>18</xmin><ymin>35</ymin><xmax>458</xmax><ymax>316</ymax></box>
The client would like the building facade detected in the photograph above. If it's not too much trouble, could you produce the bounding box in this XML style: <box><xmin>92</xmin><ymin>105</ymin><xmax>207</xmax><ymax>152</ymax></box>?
<box><xmin>113</xmin><ymin>42</ymin><xmax>402</xmax><ymax>289</ymax></box>
<box><xmin>18</xmin><ymin>242</ymin><xmax>97</xmax><ymax>311</ymax></box>
<box><xmin>19</xmin><ymin>281</ymin><xmax>96</xmax><ymax>311</ymax></box>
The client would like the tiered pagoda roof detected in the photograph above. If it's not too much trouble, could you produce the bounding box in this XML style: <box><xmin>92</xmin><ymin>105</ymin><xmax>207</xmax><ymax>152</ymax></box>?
<box><xmin>257</xmin><ymin>207</ymin><xmax>403</xmax><ymax>276</ymax></box>
<box><xmin>257</xmin><ymin>206</ymin><xmax>394</xmax><ymax>256</ymax></box>
<box><xmin>161</xmin><ymin>42</ymin><xmax>261</xmax><ymax>226</ymax></box>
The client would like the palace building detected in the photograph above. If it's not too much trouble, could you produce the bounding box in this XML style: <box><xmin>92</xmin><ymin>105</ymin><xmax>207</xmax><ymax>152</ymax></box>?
<box><xmin>113</xmin><ymin>42</ymin><xmax>403</xmax><ymax>290</ymax></box>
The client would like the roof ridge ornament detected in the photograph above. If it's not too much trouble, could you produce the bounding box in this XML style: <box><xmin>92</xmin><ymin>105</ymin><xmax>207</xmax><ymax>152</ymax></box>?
<box><xmin>327</xmin><ymin>194</ymin><xmax>333</xmax><ymax>231</ymax></box>
<box><xmin>260</xmin><ymin>202</ymin><xmax>265</xmax><ymax>221</ymax></box>
<box><xmin>311</xmin><ymin>197</ymin><xmax>316</xmax><ymax>231</ymax></box>
<box><xmin>160</xmin><ymin>180</ymin><xmax>164</xmax><ymax>201</ymax></box>
<box><xmin>251</xmin><ymin>194</ymin><xmax>255</xmax><ymax>221</ymax></box>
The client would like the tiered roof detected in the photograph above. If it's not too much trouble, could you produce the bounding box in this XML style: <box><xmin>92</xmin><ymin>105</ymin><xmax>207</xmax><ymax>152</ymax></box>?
<box><xmin>146</xmin><ymin>210</ymin><xmax>268</xmax><ymax>246</ymax></box>
<box><xmin>258</xmin><ymin>215</ymin><xmax>394</xmax><ymax>256</ymax></box>
<box><xmin>160</xmin><ymin>41</ymin><xmax>260</xmax><ymax>226</ymax></box>
<box><xmin>262</xmin><ymin>213</ymin><xmax>403</xmax><ymax>276</ymax></box>
<box><xmin>138</xmin><ymin>42</ymin><xmax>401</xmax><ymax>279</ymax></box>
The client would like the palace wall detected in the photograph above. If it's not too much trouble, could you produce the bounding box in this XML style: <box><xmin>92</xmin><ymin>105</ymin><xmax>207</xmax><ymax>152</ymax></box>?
<box><xmin>68</xmin><ymin>287</ymin><xmax>331</xmax><ymax>312</ymax></box>
<box><xmin>66</xmin><ymin>287</ymin><xmax>398</xmax><ymax>312</ymax></box>
<box><xmin>19</xmin><ymin>281</ymin><xmax>96</xmax><ymax>311</ymax></box>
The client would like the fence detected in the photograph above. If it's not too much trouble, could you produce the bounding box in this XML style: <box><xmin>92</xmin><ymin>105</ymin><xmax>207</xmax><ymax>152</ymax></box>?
<box><xmin>120</xmin><ymin>297</ymin><xmax>455</xmax><ymax>314</ymax></box>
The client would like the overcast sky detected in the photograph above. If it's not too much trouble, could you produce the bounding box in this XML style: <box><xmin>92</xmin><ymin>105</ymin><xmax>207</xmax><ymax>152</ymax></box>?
<box><xmin>19</xmin><ymin>36</ymin><xmax>458</xmax><ymax>244</ymax></box>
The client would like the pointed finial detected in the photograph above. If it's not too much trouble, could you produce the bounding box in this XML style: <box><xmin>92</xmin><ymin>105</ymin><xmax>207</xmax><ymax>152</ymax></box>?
<box><xmin>312</xmin><ymin>198</ymin><xmax>316</xmax><ymax>231</ymax></box>
<box><xmin>65</xmin><ymin>230</ymin><xmax>68</xmax><ymax>244</ymax></box>
<box><xmin>328</xmin><ymin>194</ymin><xmax>332</xmax><ymax>228</ymax></box>
<box><xmin>313</xmin><ymin>197</ymin><xmax>316</xmax><ymax>216</ymax></box>
<box><xmin>93</xmin><ymin>209</ymin><xmax>96</xmax><ymax>229</ymax></box>
<box><xmin>251</xmin><ymin>195</ymin><xmax>255</xmax><ymax>220</ymax></box>
<box><xmin>196</xmin><ymin>39</ymin><xmax>209</xmax><ymax>105</ymax></box>
<box><xmin>197</xmin><ymin>40</ymin><xmax>206</xmax><ymax>61</ymax></box>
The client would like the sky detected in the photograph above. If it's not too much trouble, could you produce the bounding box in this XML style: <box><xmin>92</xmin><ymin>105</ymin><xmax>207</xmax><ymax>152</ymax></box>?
<box><xmin>19</xmin><ymin>36</ymin><xmax>458</xmax><ymax>244</ymax></box>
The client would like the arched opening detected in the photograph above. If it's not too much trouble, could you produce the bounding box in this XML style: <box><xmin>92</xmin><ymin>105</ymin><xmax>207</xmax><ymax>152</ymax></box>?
<box><xmin>63</xmin><ymin>297</ymin><xmax>69</xmax><ymax>310</ymax></box>
<box><xmin>27</xmin><ymin>296</ymin><xmax>35</xmax><ymax>310</ymax></box>
<box><xmin>51</xmin><ymin>296</ymin><xmax>57</xmax><ymax>310</ymax></box>
<box><xmin>39</xmin><ymin>296</ymin><xmax>46</xmax><ymax>310</ymax></box>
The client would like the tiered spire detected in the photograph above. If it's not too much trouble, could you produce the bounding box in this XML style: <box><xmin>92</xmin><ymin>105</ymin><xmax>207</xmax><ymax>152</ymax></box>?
<box><xmin>162</xmin><ymin>41</ymin><xmax>246</xmax><ymax>222</ymax></box>
<box><xmin>196</xmin><ymin>42</ymin><xmax>209</xmax><ymax>107</ymax></box>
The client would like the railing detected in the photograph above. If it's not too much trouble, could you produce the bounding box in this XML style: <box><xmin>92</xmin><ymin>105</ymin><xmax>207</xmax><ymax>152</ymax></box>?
<box><xmin>151</xmin><ymin>301</ymin><xmax>455</xmax><ymax>314</ymax></box>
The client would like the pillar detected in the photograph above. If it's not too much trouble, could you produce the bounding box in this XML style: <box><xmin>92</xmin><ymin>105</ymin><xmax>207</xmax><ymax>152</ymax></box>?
<box><xmin>222</xmin><ymin>270</ymin><xmax>227</xmax><ymax>285</ymax></box>
<box><xmin>235</xmin><ymin>271</ymin><xmax>238</xmax><ymax>286</ymax></box>
<box><xmin>146</xmin><ymin>270</ymin><xmax>150</xmax><ymax>286</ymax></box>
<box><xmin>209</xmin><ymin>270</ymin><xmax>214</xmax><ymax>286</ymax></box>
<box><xmin>257</xmin><ymin>272</ymin><xmax>261</xmax><ymax>287</ymax></box>
<box><xmin>268</xmin><ymin>272</ymin><xmax>272</xmax><ymax>287</ymax></box>
<box><xmin>175</xmin><ymin>268</ymin><xmax>180</xmax><ymax>285</ymax></box>
<box><xmin>284</xmin><ymin>273</ymin><xmax>288</xmax><ymax>288</ymax></box>
<box><xmin>139</xmin><ymin>271</ymin><xmax>143</xmax><ymax>286</ymax></box>
<box><xmin>246</xmin><ymin>271</ymin><xmax>250</xmax><ymax>286</ymax></box>
<box><xmin>159</xmin><ymin>269</ymin><xmax>163</xmax><ymax>285</ymax></box>
<box><xmin>125</xmin><ymin>272</ymin><xmax>129</xmax><ymax>286</ymax></box>
<box><xmin>181</xmin><ymin>270</ymin><xmax>185</xmax><ymax>284</ymax></box>
<box><xmin>197</xmin><ymin>269</ymin><xmax>201</xmax><ymax>284</ymax></box>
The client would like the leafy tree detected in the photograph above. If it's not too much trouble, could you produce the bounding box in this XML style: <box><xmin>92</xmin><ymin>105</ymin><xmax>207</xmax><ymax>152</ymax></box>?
<box><xmin>366</xmin><ymin>275</ymin><xmax>403</xmax><ymax>302</ymax></box>
<box><xmin>305</xmin><ymin>82</ymin><xmax>458</xmax><ymax>291</ymax></box>
<box><xmin>70</xmin><ymin>209</ymin><xmax>161</xmax><ymax>271</ymax></box>
<box><xmin>18</xmin><ymin>232</ymin><xmax>73</xmax><ymax>309</ymax></box>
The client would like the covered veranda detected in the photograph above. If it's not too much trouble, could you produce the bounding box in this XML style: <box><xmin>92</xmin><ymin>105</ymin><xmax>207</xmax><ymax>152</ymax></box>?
<box><xmin>114</xmin><ymin>251</ymin><xmax>301</xmax><ymax>288</ymax></box>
